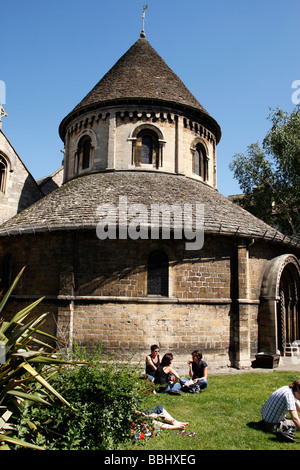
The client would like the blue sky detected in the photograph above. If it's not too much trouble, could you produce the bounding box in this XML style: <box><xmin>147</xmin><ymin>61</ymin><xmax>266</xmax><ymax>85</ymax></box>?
<box><xmin>1</xmin><ymin>0</ymin><xmax>299</xmax><ymax>196</ymax></box>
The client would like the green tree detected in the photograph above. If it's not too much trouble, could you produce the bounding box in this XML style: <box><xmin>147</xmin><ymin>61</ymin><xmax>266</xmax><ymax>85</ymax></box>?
<box><xmin>229</xmin><ymin>106</ymin><xmax>300</xmax><ymax>237</ymax></box>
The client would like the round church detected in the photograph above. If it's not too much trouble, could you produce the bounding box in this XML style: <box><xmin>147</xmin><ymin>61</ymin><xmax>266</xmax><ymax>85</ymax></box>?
<box><xmin>0</xmin><ymin>36</ymin><xmax>299</xmax><ymax>370</ymax></box>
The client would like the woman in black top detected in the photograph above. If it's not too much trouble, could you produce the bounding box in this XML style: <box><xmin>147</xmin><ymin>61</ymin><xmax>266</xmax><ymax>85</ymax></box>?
<box><xmin>187</xmin><ymin>350</ymin><xmax>208</xmax><ymax>389</ymax></box>
<box><xmin>154</xmin><ymin>353</ymin><xmax>182</xmax><ymax>394</ymax></box>
<box><xmin>145</xmin><ymin>344</ymin><xmax>160</xmax><ymax>382</ymax></box>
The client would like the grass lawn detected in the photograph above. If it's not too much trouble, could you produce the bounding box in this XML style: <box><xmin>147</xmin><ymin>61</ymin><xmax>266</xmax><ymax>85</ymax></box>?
<box><xmin>122</xmin><ymin>370</ymin><xmax>300</xmax><ymax>451</ymax></box>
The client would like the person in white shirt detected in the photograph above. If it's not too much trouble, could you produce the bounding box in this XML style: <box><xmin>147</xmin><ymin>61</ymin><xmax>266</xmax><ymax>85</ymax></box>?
<box><xmin>261</xmin><ymin>380</ymin><xmax>300</xmax><ymax>432</ymax></box>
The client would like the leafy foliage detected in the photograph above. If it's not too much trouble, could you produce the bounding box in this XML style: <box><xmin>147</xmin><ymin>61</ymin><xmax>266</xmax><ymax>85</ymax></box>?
<box><xmin>15</xmin><ymin>343</ymin><xmax>151</xmax><ymax>450</ymax></box>
<box><xmin>229</xmin><ymin>106</ymin><xmax>300</xmax><ymax>237</ymax></box>
<box><xmin>0</xmin><ymin>267</ymin><xmax>79</xmax><ymax>450</ymax></box>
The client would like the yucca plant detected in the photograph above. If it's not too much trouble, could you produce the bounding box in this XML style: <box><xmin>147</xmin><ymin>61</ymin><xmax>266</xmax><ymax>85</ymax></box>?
<box><xmin>0</xmin><ymin>267</ymin><xmax>78</xmax><ymax>450</ymax></box>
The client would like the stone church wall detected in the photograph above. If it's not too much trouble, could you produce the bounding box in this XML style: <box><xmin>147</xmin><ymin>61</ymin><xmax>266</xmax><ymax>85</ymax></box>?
<box><xmin>0</xmin><ymin>230</ymin><xmax>297</xmax><ymax>370</ymax></box>
<box><xmin>0</xmin><ymin>132</ymin><xmax>43</xmax><ymax>223</ymax></box>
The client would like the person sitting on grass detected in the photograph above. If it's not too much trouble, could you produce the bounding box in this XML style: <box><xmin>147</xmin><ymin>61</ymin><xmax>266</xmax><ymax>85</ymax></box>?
<box><xmin>260</xmin><ymin>379</ymin><xmax>300</xmax><ymax>435</ymax></box>
<box><xmin>154</xmin><ymin>352</ymin><xmax>182</xmax><ymax>394</ymax></box>
<box><xmin>187</xmin><ymin>349</ymin><xmax>208</xmax><ymax>390</ymax></box>
<box><xmin>180</xmin><ymin>350</ymin><xmax>208</xmax><ymax>393</ymax></box>
<box><xmin>145</xmin><ymin>344</ymin><xmax>160</xmax><ymax>382</ymax></box>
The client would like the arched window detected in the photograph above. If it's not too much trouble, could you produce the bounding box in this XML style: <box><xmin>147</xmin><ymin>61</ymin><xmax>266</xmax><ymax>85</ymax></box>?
<box><xmin>0</xmin><ymin>155</ymin><xmax>8</xmax><ymax>193</ymax></box>
<box><xmin>147</xmin><ymin>250</ymin><xmax>169</xmax><ymax>296</ymax></box>
<box><xmin>77</xmin><ymin>135</ymin><xmax>92</xmax><ymax>171</ymax></box>
<box><xmin>194</xmin><ymin>143</ymin><xmax>208</xmax><ymax>181</ymax></box>
<box><xmin>135</xmin><ymin>129</ymin><xmax>159</xmax><ymax>168</ymax></box>
<box><xmin>141</xmin><ymin>135</ymin><xmax>153</xmax><ymax>164</ymax></box>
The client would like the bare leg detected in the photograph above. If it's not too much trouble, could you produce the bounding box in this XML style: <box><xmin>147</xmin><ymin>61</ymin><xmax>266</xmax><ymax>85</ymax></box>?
<box><xmin>152</xmin><ymin>419</ymin><xmax>189</xmax><ymax>430</ymax></box>
<box><xmin>143</xmin><ymin>408</ymin><xmax>189</xmax><ymax>430</ymax></box>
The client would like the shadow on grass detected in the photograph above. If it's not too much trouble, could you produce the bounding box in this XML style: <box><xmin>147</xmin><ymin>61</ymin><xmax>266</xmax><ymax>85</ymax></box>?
<box><xmin>246</xmin><ymin>420</ymin><xmax>265</xmax><ymax>432</ymax></box>
<box><xmin>247</xmin><ymin>420</ymin><xmax>300</xmax><ymax>447</ymax></box>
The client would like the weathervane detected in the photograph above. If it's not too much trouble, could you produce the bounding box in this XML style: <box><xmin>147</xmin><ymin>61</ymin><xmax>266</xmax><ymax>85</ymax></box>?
<box><xmin>140</xmin><ymin>5</ymin><xmax>148</xmax><ymax>38</ymax></box>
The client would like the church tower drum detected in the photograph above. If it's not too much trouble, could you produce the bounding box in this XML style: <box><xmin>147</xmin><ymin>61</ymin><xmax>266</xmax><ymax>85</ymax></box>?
<box><xmin>59</xmin><ymin>38</ymin><xmax>221</xmax><ymax>188</ymax></box>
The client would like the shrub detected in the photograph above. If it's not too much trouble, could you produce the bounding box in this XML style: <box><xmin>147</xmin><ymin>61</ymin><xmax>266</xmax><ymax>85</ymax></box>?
<box><xmin>18</xmin><ymin>344</ymin><xmax>151</xmax><ymax>450</ymax></box>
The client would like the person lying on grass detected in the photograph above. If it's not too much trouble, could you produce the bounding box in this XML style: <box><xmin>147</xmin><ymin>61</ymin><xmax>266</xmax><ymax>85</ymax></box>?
<box><xmin>136</xmin><ymin>405</ymin><xmax>189</xmax><ymax>430</ymax></box>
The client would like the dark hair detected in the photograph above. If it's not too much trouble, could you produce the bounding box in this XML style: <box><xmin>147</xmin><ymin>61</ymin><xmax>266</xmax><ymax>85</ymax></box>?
<box><xmin>151</xmin><ymin>344</ymin><xmax>159</xmax><ymax>351</ymax></box>
<box><xmin>161</xmin><ymin>353</ymin><xmax>173</xmax><ymax>366</ymax></box>
<box><xmin>192</xmin><ymin>349</ymin><xmax>202</xmax><ymax>361</ymax></box>
<box><xmin>289</xmin><ymin>380</ymin><xmax>300</xmax><ymax>394</ymax></box>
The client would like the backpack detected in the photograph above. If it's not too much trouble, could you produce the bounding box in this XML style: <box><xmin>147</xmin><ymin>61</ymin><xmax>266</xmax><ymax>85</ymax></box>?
<box><xmin>274</xmin><ymin>422</ymin><xmax>296</xmax><ymax>443</ymax></box>
<box><xmin>181</xmin><ymin>382</ymin><xmax>202</xmax><ymax>394</ymax></box>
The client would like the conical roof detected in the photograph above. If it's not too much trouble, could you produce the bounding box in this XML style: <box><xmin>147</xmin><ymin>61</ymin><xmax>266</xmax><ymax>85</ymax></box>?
<box><xmin>59</xmin><ymin>38</ymin><xmax>221</xmax><ymax>142</ymax></box>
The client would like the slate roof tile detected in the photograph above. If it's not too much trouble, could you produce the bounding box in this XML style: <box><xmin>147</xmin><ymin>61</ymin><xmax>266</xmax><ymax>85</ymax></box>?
<box><xmin>59</xmin><ymin>39</ymin><xmax>221</xmax><ymax>142</ymax></box>
<box><xmin>0</xmin><ymin>171</ymin><xmax>298</xmax><ymax>250</ymax></box>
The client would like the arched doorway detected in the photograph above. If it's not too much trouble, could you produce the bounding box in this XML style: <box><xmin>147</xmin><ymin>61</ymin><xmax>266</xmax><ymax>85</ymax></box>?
<box><xmin>259</xmin><ymin>254</ymin><xmax>300</xmax><ymax>355</ymax></box>
<box><xmin>277</xmin><ymin>262</ymin><xmax>300</xmax><ymax>354</ymax></box>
